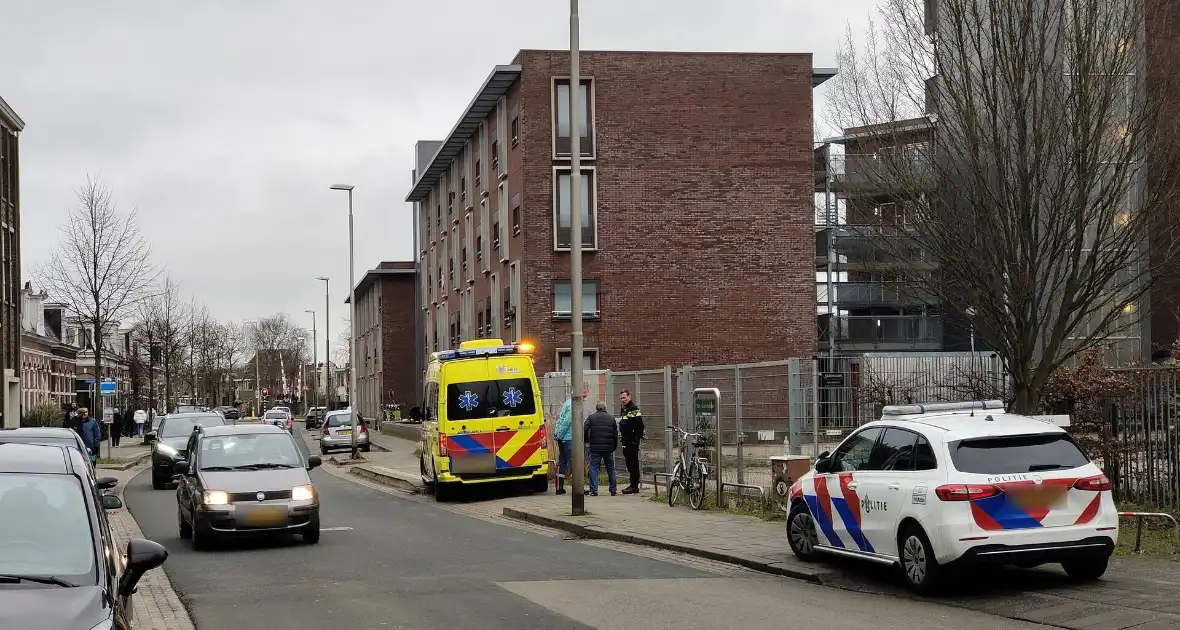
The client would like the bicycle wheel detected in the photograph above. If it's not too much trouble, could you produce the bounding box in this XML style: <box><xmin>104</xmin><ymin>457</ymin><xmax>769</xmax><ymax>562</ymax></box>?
<box><xmin>688</xmin><ymin>461</ymin><xmax>706</xmax><ymax>510</ymax></box>
<box><xmin>668</xmin><ymin>462</ymin><xmax>683</xmax><ymax>507</ymax></box>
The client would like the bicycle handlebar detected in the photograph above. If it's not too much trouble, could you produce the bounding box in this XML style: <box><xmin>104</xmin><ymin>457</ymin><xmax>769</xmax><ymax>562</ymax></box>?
<box><xmin>664</xmin><ymin>426</ymin><xmax>705</xmax><ymax>438</ymax></box>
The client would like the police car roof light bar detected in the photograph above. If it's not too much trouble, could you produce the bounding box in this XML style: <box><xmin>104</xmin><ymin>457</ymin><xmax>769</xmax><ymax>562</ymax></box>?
<box><xmin>881</xmin><ymin>399</ymin><xmax>1005</xmax><ymax>416</ymax></box>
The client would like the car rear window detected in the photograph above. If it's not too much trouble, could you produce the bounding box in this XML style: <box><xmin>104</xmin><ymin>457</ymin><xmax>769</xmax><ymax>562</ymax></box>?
<box><xmin>948</xmin><ymin>433</ymin><xmax>1091</xmax><ymax>474</ymax></box>
<box><xmin>326</xmin><ymin>414</ymin><xmax>353</xmax><ymax>428</ymax></box>
<box><xmin>446</xmin><ymin>378</ymin><xmax>536</xmax><ymax>421</ymax></box>
<box><xmin>264</xmin><ymin>412</ymin><xmax>287</xmax><ymax>420</ymax></box>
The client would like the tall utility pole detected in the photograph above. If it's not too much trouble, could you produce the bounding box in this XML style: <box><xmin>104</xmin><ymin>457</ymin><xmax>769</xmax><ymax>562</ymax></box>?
<box><xmin>330</xmin><ymin>184</ymin><xmax>359</xmax><ymax>459</ymax></box>
<box><xmin>306</xmin><ymin>309</ymin><xmax>318</xmax><ymax>413</ymax></box>
<box><xmin>317</xmin><ymin>277</ymin><xmax>330</xmax><ymax>410</ymax></box>
<box><xmin>568</xmin><ymin>0</ymin><xmax>586</xmax><ymax>515</ymax></box>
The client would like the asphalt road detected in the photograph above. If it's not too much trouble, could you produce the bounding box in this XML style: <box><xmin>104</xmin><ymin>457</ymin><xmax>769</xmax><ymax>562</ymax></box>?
<box><xmin>125</xmin><ymin>431</ymin><xmax>1052</xmax><ymax>630</ymax></box>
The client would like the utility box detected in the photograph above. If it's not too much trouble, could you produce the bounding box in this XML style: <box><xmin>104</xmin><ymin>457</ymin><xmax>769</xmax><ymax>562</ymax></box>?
<box><xmin>768</xmin><ymin>455</ymin><xmax>812</xmax><ymax>512</ymax></box>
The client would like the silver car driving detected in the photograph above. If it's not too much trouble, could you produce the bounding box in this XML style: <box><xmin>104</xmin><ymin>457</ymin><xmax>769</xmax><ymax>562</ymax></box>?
<box><xmin>262</xmin><ymin>410</ymin><xmax>293</xmax><ymax>433</ymax></box>
<box><xmin>318</xmin><ymin>409</ymin><xmax>370</xmax><ymax>455</ymax></box>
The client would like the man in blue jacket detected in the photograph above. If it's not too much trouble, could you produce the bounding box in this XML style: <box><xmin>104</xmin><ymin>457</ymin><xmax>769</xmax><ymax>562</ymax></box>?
<box><xmin>554</xmin><ymin>398</ymin><xmax>573</xmax><ymax>495</ymax></box>
<box><xmin>79</xmin><ymin>408</ymin><xmax>102</xmax><ymax>466</ymax></box>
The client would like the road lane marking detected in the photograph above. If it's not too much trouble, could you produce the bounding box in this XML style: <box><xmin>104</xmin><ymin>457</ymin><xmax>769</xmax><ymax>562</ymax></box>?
<box><xmin>321</xmin><ymin>526</ymin><xmax>353</xmax><ymax>532</ymax></box>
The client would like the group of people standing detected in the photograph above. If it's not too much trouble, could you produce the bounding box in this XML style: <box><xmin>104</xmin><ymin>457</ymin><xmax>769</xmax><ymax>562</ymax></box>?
<box><xmin>552</xmin><ymin>389</ymin><xmax>645</xmax><ymax>496</ymax></box>
<box><xmin>60</xmin><ymin>403</ymin><xmax>150</xmax><ymax>465</ymax></box>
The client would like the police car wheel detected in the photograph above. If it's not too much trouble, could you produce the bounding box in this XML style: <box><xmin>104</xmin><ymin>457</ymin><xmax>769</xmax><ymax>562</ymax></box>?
<box><xmin>786</xmin><ymin>503</ymin><xmax>820</xmax><ymax>561</ymax></box>
<box><xmin>1062</xmin><ymin>555</ymin><xmax>1109</xmax><ymax>581</ymax></box>
<box><xmin>899</xmin><ymin>525</ymin><xmax>940</xmax><ymax>594</ymax></box>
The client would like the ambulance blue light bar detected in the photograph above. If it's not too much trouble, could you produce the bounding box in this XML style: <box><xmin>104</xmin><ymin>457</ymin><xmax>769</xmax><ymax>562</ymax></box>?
<box><xmin>436</xmin><ymin>342</ymin><xmax>534</xmax><ymax>362</ymax></box>
<box><xmin>881</xmin><ymin>400</ymin><xmax>1005</xmax><ymax>416</ymax></box>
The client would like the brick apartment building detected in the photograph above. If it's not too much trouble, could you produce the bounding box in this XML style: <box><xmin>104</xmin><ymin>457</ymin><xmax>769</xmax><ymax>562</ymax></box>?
<box><xmin>347</xmin><ymin>262</ymin><xmax>417</xmax><ymax>419</ymax></box>
<box><xmin>0</xmin><ymin>95</ymin><xmax>23</xmax><ymax>427</ymax></box>
<box><xmin>406</xmin><ymin>50</ymin><xmax>830</xmax><ymax>376</ymax></box>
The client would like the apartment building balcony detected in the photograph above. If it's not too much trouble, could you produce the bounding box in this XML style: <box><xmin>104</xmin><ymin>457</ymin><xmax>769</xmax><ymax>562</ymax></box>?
<box><xmin>815</xmin><ymin>153</ymin><xmax>934</xmax><ymax>194</ymax></box>
<box><xmin>815</xmin><ymin>225</ymin><xmax>936</xmax><ymax>271</ymax></box>
<box><xmin>818</xmin><ymin>314</ymin><xmax>943</xmax><ymax>351</ymax></box>
<box><xmin>818</xmin><ymin>281</ymin><xmax>939</xmax><ymax>307</ymax></box>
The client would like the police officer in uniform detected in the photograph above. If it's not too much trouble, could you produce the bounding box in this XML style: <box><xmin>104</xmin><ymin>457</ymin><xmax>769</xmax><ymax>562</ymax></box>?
<box><xmin>618</xmin><ymin>389</ymin><xmax>645</xmax><ymax>494</ymax></box>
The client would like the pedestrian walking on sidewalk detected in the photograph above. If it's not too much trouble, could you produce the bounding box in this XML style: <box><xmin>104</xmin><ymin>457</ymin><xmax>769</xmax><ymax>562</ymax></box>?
<box><xmin>110</xmin><ymin>409</ymin><xmax>123</xmax><ymax>448</ymax></box>
<box><xmin>79</xmin><ymin>408</ymin><xmax>101</xmax><ymax>467</ymax></box>
<box><xmin>618</xmin><ymin>389</ymin><xmax>645</xmax><ymax>494</ymax></box>
<box><xmin>133</xmin><ymin>408</ymin><xmax>147</xmax><ymax>438</ymax></box>
<box><xmin>584</xmin><ymin>401</ymin><xmax>618</xmax><ymax>496</ymax></box>
<box><xmin>554</xmin><ymin>397</ymin><xmax>573</xmax><ymax>495</ymax></box>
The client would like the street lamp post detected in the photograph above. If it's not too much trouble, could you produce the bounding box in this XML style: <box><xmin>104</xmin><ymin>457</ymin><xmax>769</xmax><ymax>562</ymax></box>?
<box><xmin>568</xmin><ymin>0</ymin><xmax>586</xmax><ymax>515</ymax></box>
<box><xmin>317</xmin><ymin>277</ymin><xmax>330</xmax><ymax>411</ymax></box>
<box><xmin>306</xmin><ymin>310</ymin><xmax>317</xmax><ymax>417</ymax></box>
<box><xmin>330</xmin><ymin>184</ymin><xmax>359</xmax><ymax>459</ymax></box>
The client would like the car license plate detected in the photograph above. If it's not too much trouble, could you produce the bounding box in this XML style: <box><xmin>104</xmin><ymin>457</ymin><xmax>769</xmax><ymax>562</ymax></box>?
<box><xmin>1010</xmin><ymin>487</ymin><xmax>1067</xmax><ymax>510</ymax></box>
<box><xmin>240</xmin><ymin>505</ymin><xmax>287</xmax><ymax>527</ymax></box>
<box><xmin>338</xmin><ymin>430</ymin><xmax>351</xmax><ymax>436</ymax></box>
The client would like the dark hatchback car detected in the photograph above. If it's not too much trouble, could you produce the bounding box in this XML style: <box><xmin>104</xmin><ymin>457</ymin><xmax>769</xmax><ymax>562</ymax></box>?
<box><xmin>0</xmin><ymin>443</ymin><xmax>167</xmax><ymax>630</ymax></box>
<box><xmin>175</xmin><ymin>424</ymin><xmax>322</xmax><ymax>550</ymax></box>
<box><xmin>147</xmin><ymin>413</ymin><xmax>227</xmax><ymax>489</ymax></box>
<box><xmin>215</xmin><ymin>406</ymin><xmax>242</xmax><ymax>421</ymax></box>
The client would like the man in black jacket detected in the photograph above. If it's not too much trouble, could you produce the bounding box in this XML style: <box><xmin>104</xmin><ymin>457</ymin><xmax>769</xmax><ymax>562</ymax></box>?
<box><xmin>618</xmin><ymin>389</ymin><xmax>645</xmax><ymax>494</ymax></box>
<box><xmin>584</xmin><ymin>401</ymin><xmax>618</xmax><ymax>496</ymax></box>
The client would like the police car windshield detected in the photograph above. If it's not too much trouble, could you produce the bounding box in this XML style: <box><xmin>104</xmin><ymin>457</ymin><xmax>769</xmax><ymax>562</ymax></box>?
<box><xmin>949</xmin><ymin>433</ymin><xmax>1090</xmax><ymax>474</ymax></box>
<box><xmin>446</xmin><ymin>379</ymin><xmax>535</xmax><ymax>420</ymax></box>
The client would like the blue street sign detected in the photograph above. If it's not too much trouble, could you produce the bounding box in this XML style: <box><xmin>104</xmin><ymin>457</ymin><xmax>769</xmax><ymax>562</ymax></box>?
<box><xmin>100</xmin><ymin>379</ymin><xmax>117</xmax><ymax>394</ymax></box>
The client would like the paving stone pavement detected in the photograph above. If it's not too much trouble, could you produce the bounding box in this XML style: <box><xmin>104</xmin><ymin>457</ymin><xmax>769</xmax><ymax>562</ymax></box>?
<box><xmin>350</xmin><ymin>429</ymin><xmax>1180</xmax><ymax>630</ymax></box>
<box><xmin>106</xmin><ymin>465</ymin><xmax>196</xmax><ymax>630</ymax></box>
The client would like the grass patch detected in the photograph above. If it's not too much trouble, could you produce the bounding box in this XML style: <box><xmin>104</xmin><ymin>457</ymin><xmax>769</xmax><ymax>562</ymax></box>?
<box><xmin>1115</xmin><ymin>503</ymin><xmax>1178</xmax><ymax>556</ymax></box>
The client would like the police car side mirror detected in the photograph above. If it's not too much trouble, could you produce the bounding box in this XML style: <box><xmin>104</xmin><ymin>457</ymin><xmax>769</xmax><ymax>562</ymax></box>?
<box><xmin>815</xmin><ymin>456</ymin><xmax>833</xmax><ymax>474</ymax></box>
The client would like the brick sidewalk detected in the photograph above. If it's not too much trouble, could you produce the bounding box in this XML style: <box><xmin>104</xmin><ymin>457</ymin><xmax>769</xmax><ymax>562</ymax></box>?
<box><xmin>106</xmin><ymin>466</ymin><xmax>195</xmax><ymax>630</ymax></box>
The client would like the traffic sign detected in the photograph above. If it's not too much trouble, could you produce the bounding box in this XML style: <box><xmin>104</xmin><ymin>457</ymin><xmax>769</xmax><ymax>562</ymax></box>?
<box><xmin>100</xmin><ymin>378</ymin><xmax>117</xmax><ymax>394</ymax></box>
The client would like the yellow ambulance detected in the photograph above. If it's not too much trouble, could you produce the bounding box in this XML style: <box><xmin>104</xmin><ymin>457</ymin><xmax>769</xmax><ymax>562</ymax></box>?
<box><xmin>419</xmin><ymin>339</ymin><xmax>549</xmax><ymax>501</ymax></box>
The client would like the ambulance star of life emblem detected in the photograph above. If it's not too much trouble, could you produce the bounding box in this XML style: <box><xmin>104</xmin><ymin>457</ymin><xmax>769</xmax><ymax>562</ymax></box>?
<box><xmin>257</xmin><ymin>492</ymin><xmax>265</xmax><ymax>501</ymax></box>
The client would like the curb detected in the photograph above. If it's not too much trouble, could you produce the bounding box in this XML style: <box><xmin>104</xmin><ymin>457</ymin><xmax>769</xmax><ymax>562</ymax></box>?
<box><xmin>349</xmin><ymin>465</ymin><xmax>426</xmax><ymax>495</ymax></box>
<box><xmin>98</xmin><ymin>452</ymin><xmax>152</xmax><ymax>471</ymax></box>
<box><xmin>502</xmin><ymin>507</ymin><xmax>828</xmax><ymax>584</ymax></box>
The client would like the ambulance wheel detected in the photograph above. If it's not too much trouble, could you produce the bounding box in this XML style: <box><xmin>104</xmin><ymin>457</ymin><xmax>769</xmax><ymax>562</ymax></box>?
<box><xmin>531</xmin><ymin>474</ymin><xmax>549</xmax><ymax>493</ymax></box>
<box><xmin>899</xmin><ymin>524</ymin><xmax>942</xmax><ymax>595</ymax></box>
<box><xmin>1062</xmin><ymin>555</ymin><xmax>1109</xmax><ymax>581</ymax></box>
<box><xmin>786</xmin><ymin>502</ymin><xmax>820</xmax><ymax>562</ymax></box>
<box><xmin>433</xmin><ymin>480</ymin><xmax>453</xmax><ymax>502</ymax></box>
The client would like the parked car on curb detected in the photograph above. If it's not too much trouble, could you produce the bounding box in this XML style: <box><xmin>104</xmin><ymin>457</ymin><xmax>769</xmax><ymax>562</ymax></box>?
<box><xmin>174</xmin><ymin>424</ymin><xmax>321</xmax><ymax>550</ymax></box>
<box><xmin>318</xmin><ymin>410</ymin><xmax>370</xmax><ymax>455</ymax></box>
<box><xmin>304</xmin><ymin>407</ymin><xmax>326</xmax><ymax>430</ymax></box>
<box><xmin>0</xmin><ymin>443</ymin><xmax>168</xmax><ymax>630</ymax></box>
<box><xmin>147</xmin><ymin>413</ymin><xmax>227</xmax><ymax>490</ymax></box>
<box><xmin>786</xmin><ymin>400</ymin><xmax>1117</xmax><ymax>595</ymax></box>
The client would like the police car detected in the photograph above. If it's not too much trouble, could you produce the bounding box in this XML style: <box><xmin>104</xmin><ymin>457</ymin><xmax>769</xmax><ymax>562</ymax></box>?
<box><xmin>786</xmin><ymin>400</ymin><xmax>1117</xmax><ymax>594</ymax></box>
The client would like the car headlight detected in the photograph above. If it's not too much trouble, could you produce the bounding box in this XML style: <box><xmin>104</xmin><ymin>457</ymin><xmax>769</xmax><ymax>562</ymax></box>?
<box><xmin>156</xmin><ymin>443</ymin><xmax>178</xmax><ymax>457</ymax></box>
<box><xmin>202</xmin><ymin>490</ymin><xmax>229</xmax><ymax>506</ymax></box>
<box><xmin>292</xmin><ymin>485</ymin><xmax>315</xmax><ymax>501</ymax></box>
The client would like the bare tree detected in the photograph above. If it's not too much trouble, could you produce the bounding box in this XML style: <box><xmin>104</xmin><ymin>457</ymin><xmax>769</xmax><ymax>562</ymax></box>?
<box><xmin>827</xmin><ymin>0</ymin><xmax>1180</xmax><ymax>412</ymax></box>
<box><xmin>247</xmin><ymin>314</ymin><xmax>309</xmax><ymax>399</ymax></box>
<box><xmin>41</xmin><ymin>176</ymin><xmax>158</xmax><ymax>401</ymax></box>
<box><xmin>134</xmin><ymin>275</ymin><xmax>187</xmax><ymax>413</ymax></box>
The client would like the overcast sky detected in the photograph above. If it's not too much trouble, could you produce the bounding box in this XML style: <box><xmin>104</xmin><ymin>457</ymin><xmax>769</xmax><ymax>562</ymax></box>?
<box><xmin>2</xmin><ymin>0</ymin><xmax>877</xmax><ymax>338</ymax></box>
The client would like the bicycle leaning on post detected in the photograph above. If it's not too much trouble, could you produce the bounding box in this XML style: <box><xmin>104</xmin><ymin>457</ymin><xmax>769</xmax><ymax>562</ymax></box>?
<box><xmin>666</xmin><ymin>426</ymin><xmax>709</xmax><ymax>510</ymax></box>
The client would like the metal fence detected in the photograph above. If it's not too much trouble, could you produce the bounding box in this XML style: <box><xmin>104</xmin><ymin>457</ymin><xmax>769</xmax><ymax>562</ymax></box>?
<box><xmin>1107</xmin><ymin>368</ymin><xmax>1180</xmax><ymax>510</ymax></box>
<box><xmin>541</xmin><ymin>350</ymin><xmax>1008</xmax><ymax>502</ymax></box>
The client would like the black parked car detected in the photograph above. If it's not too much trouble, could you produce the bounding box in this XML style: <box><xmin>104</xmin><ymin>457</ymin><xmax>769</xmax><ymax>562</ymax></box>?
<box><xmin>175</xmin><ymin>424</ymin><xmax>321</xmax><ymax>550</ymax></box>
<box><xmin>147</xmin><ymin>413</ymin><xmax>227</xmax><ymax>489</ymax></box>
<box><xmin>215</xmin><ymin>406</ymin><xmax>241</xmax><ymax>422</ymax></box>
<box><xmin>0</xmin><ymin>442</ymin><xmax>168</xmax><ymax>630</ymax></box>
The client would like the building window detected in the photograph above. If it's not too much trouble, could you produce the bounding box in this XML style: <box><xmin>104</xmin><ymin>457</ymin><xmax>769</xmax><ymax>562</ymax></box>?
<box><xmin>552</xmin><ymin>280</ymin><xmax>600</xmax><ymax>320</ymax></box>
<box><xmin>474</xmin><ymin>158</ymin><xmax>481</xmax><ymax>188</ymax></box>
<box><xmin>491</xmin><ymin>139</ymin><xmax>499</xmax><ymax>172</ymax></box>
<box><xmin>448</xmin><ymin>259</ymin><xmax>454</xmax><ymax>286</ymax></box>
<box><xmin>503</xmin><ymin>284</ymin><xmax>513</xmax><ymax>329</ymax></box>
<box><xmin>460</xmin><ymin>177</ymin><xmax>467</xmax><ymax>204</ymax></box>
<box><xmin>492</xmin><ymin>221</ymin><xmax>500</xmax><ymax>252</ymax></box>
<box><xmin>553</xmin><ymin>78</ymin><xmax>594</xmax><ymax>158</ymax></box>
<box><xmin>477</xmin><ymin>310</ymin><xmax>484</xmax><ymax>338</ymax></box>
<box><xmin>461</xmin><ymin>247</ymin><xmax>467</xmax><ymax>274</ymax></box>
<box><xmin>476</xmin><ymin>234</ymin><xmax>482</xmax><ymax>261</ymax></box>
<box><xmin>483</xmin><ymin>297</ymin><xmax>493</xmax><ymax>337</ymax></box>
<box><xmin>511</xmin><ymin>116</ymin><xmax>520</xmax><ymax>146</ymax></box>
<box><xmin>512</xmin><ymin>203</ymin><xmax>521</xmax><ymax>236</ymax></box>
<box><xmin>436</xmin><ymin>204</ymin><xmax>441</xmax><ymax>229</ymax></box>
<box><xmin>556</xmin><ymin>349</ymin><xmax>599</xmax><ymax>372</ymax></box>
<box><xmin>448</xmin><ymin>191</ymin><xmax>455</xmax><ymax>216</ymax></box>
<box><xmin>554</xmin><ymin>168</ymin><xmax>597</xmax><ymax>250</ymax></box>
